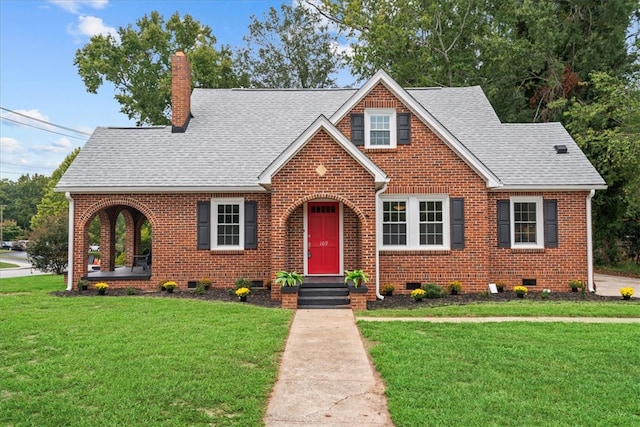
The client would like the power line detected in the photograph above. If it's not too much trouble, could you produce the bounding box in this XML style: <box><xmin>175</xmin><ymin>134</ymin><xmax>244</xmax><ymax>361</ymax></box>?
<box><xmin>0</xmin><ymin>116</ymin><xmax>89</xmax><ymax>141</ymax></box>
<box><xmin>0</xmin><ymin>106</ymin><xmax>92</xmax><ymax>136</ymax></box>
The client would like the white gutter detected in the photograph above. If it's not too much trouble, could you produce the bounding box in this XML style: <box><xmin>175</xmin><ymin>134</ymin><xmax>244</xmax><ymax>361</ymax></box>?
<box><xmin>65</xmin><ymin>192</ymin><xmax>74</xmax><ymax>291</ymax></box>
<box><xmin>375</xmin><ymin>182</ymin><xmax>389</xmax><ymax>300</ymax></box>
<box><xmin>586</xmin><ymin>189</ymin><xmax>595</xmax><ymax>292</ymax></box>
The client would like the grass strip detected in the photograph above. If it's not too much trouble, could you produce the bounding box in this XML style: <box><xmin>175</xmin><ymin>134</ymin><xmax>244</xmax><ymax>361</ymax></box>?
<box><xmin>359</xmin><ymin>321</ymin><xmax>640</xmax><ymax>426</ymax></box>
<box><xmin>357</xmin><ymin>300</ymin><xmax>640</xmax><ymax>318</ymax></box>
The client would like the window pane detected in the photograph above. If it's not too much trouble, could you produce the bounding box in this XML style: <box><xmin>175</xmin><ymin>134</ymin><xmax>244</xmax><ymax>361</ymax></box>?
<box><xmin>370</xmin><ymin>115</ymin><xmax>391</xmax><ymax>146</ymax></box>
<box><xmin>514</xmin><ymin>202</ymin><xmax>537</xmax><ymax>243</ymax></box>
<box><xmin>217</xmin><ymin>204</ymin><xmax>240</xmax><ymax>246</ymax></box>
<box><xmin>383</xmin><ymin>201</ymin><xmax>407</xmax><ymax>245</ymax></box>
<box><xmin>419</xmin><ymin>200</ymin><xmax>443</xmax><ymax>246</ymax></box>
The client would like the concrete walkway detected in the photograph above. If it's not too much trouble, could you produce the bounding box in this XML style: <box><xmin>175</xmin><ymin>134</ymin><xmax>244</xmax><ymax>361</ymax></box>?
<box><xmin>594</xmin><ymin>272</ymin><xmax>640</xmax><ymax>297</ymax></box>
<box><xmin>264</xmin><ymin>309</ymin><xmax>393</xmax><ymax>427</ymax></box>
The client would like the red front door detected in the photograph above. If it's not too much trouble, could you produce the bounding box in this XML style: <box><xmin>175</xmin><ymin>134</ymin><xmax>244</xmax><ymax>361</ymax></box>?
<box><xmin>308</xmin><ymin>202</ymin><xmax>340</xmax><ymax>275</ymax></box>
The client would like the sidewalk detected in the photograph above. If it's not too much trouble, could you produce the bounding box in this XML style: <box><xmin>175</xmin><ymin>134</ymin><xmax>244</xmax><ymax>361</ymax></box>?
<box><xmin>263</xmin><ymin>309</ymin><xmax>393</xmax><ymax>427</ymax></box>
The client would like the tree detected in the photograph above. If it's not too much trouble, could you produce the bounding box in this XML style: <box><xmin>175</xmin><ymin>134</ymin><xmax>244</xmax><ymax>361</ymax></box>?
<box><xmin>27</xmin><ymin>212</ymin><xmax>69</xmax><ymax>275</ymax></box>
<box><xmin>0</xmin><ymin>174</ymin><xmax>49</xmax><ymax>231</ymax></box>
<box><xmin>31</xmin><ymin>148</ymin><xmax>79</xmax><ymax>230</ymax></box>
<box><xmin>1</xmin><ymin>220</ymin><xmax>23</xmax><ymax>241</ymax></box>
<box><xmin>314</xmin><ymin>0</ymin><xmax>487</xmax><ymax>88</ymax></box>
<box><xmin>74</xmin><ymin>11</ymin><xmax>242</xmax><ymax>125</ymax></box>
<box><xmin>565</xmin><ymin>72</ymin><xmax>640</xmax><ymax>264</ymax></box>
<box><xmin>315</xmin><ymin>0</ymin><xmax>639</xmax><ymax>122</ymax></box>
<box><xmin>236</xmin><ymin>4</ymin><xmax>343</xmax><ymax>88</ymax></box>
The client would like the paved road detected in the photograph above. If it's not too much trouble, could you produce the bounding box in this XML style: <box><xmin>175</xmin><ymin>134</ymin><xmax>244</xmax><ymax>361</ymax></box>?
<box><xmin>0</xmin><ymin>250</ymin><xmax>49</xmax><ymax>279</ymax></box>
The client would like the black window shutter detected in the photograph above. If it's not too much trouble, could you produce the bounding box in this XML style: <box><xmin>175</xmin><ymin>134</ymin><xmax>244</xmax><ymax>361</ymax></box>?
<box><xmin>397</xmin><ymin>113</ymin><xmax>411</xmax><ymax>145</ymax></box>
<box><xmin>497</xmin><ymin>200</ymin><xmax>510</xmax><ymax>248</ymax></box>
<box><xmin>450</xmin><ymin>198</ymin><xmax>464</xmax><ymax>249</ymax></box>
<box><xmin>351</xmin><ymin>113</ymin><xmax>364</xmax><ymax>146</ymax></box>
<box><xmin>544</xmin><ymin>199</ymin><xmax>558</xmax><ymax>248</ymax></box>
<box><xmin>197</xmin><ymin>201</ymin><xmax>210</xmax><ymax>250</ymax></box>
<box><xmin>244</xmin><ymin>200</ymin><xmax>258</xmax><ymax>249</ymax></box>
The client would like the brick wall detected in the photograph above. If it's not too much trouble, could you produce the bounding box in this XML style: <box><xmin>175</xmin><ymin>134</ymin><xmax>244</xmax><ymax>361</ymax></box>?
<box><xmin>488</xmin><ymin>191</ymin><xmax>589</xmax><ymax>291</ymax></box>
<box><xmin>70</xmin><ymin>193</ymin><xmax>271</xmax><ymax>291</ymax></box>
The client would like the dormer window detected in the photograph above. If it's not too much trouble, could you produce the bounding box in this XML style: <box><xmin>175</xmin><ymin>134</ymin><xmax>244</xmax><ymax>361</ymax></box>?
<box><xmin>365</xmin><ymin>109</ymin><xmax>396</xmax><ymax>148</ymax></box>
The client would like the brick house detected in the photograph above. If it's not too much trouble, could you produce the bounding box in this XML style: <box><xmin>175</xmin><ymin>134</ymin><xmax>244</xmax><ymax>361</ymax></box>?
<box><xmin>56</xmin><ymin>52</ymin><xmax>606</xmax><ymax>301</ymax></box>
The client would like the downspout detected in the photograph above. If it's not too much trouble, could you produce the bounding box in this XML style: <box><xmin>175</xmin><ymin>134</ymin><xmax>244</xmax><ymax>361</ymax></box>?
<box><xmin>586</xmin><ymin>189</ymin><xmax>595</xmax><ymax>292</ymax></box>
<box><xmin>65</xmin><ymin>192</ymin><xmax>74</xmax><ymax>291</ymax></box>
<box><xmin>375</xmin><ymin>182</ymin><xmax>389</xmax><ymax>300</ymax></box>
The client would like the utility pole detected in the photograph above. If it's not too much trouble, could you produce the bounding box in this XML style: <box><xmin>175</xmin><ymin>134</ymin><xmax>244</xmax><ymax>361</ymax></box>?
<box><xmin>0</xmin><ymin>204</ymin><xmax>5</xmax><ymax>245</ymax></box>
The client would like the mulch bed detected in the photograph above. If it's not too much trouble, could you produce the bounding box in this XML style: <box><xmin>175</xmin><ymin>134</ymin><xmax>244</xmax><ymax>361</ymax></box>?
<box><xmin>51</xmin><ymin>287</ymin><xmax>634</xmax><ymax>310</ymax></box>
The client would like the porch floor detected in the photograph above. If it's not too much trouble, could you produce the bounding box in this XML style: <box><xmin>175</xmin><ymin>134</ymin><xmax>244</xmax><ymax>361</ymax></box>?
<box><xmin>303</xmin><ymin>276</ymin><xmax>343</xmax><ymax>285</ymax></box>
<box><xmin>83</xmin><ymin>266</ymin><xmax>151</xmax><ymax>281</ymax></box>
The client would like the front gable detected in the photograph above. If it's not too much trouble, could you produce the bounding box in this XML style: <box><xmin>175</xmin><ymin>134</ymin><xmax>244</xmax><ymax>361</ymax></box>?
<box><xmin>258</xmin><ymin>115</ymin><xmax>388</xmax><ymax>190</ymax></box>
<box><xmin>330</xmin><ymin>70</ymin><xmax>501</xmax><ymax>188</ymax></box>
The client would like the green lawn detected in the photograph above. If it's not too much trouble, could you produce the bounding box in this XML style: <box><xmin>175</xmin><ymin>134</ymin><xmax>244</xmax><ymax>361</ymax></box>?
<box><xmin>358</xmin><ymin>300</ymin><xmax>640</xmax><ymax>318</ymax></box>
<box><xmin>0</xmin><ymin>276</ymin><xmax>293</xmax><ymax>426</ymax></box>
<box><xmin>0</xmin><ymin>261</ymin><xmax>19</xmax><ymax>268</ymax></box>
<box><xmin>359</xmin><ymin>321</ymin><xmax>640</xmax><ymax>426</ymax></box>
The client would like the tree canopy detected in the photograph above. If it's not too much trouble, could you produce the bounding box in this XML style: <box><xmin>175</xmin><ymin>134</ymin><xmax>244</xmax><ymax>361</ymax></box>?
<box><xmin>236</xmin><ymin>3</ymin><xmax>343</xmax><ymax>88</ymax></box>
<box><xmin>74</xmin><ymin>11</ymin><xmax>242</xmax><ymax>125</ymax></box>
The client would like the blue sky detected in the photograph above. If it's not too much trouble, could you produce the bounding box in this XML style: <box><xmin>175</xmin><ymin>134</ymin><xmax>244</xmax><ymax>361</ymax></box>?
<box><xmin>0</xmin><ymin>0</ymin><xmax>316</xmax><ymax>181</ymax></box>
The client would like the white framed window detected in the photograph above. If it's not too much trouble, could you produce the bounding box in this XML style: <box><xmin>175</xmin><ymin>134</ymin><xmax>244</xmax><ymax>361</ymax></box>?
<box><xmin>380</xmin><ymin>195</ymin><xmax>450</xmax><ymax>250</ymax></box>
<box><xmin>212</xmin><ymin>198</ymin><xmax>244</xmax><ymax>250</ymax></box>
<box><xmin>365</xmin><ymin>109</ymin><xmax>396</xmax><ymax>148</ymax></box>
<box><xmin>510</xmin><ymin>196</ymin><xmax>543</xmax><ymax>249</ymax></box>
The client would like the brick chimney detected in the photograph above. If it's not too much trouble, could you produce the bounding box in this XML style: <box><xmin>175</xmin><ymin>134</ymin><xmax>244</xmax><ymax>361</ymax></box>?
<box><xmin>171</xmin><ymin>51</ymin><xmax>191</xmax><ymax>133</ymax></box>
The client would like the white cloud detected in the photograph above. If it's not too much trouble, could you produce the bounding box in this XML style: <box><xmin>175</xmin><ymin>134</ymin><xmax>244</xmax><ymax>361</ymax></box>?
<box><xmin>49</xmin><ymin>0</ymin><xmax>108</xmax><ymax>14</ymax></box>
<box><xmin>68</xmin><ymin>15</ymin><xmax>120</xmax><ymax>42</ymax></box>
<box><xmin>0</xmin><ymin>137</ymin><xmax>24</xmax><ymax>154</ymax></box>
<box><xmin>0</xmin><ymin>109</ymin><xmax>58</xmax><ymax>133</ymax></box>
<box><xmin>34</xmin><ymin>137</ymin><xmax>75</xmax><ymax>153</ymax></box>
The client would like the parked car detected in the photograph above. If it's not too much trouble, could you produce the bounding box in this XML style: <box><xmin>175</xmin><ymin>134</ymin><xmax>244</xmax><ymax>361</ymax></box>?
<box><xmin>1</xmin><ymin>241</ymin><xmax>13</xmax><ymax>250</ymax></box>
<box><xmin>89</xmin><ymin>245</ymin><xmax>100</xmax><ymax>252</ymax></box>
<box><xmin>12</xmin><ymin>240</ymin><xmax>29</xmax><ymax>251</ymax></box>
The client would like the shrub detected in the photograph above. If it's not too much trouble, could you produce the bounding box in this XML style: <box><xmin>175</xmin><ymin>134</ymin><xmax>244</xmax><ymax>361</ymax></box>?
<box><xmin>381</xmin><ymin>284</ymin><xmax>395</xmax><ymax>295</ymax></box>
<box><xmin>344</xmin><ymin>270</ymin><xmax>369</xmax><ymax>287</ymax></box>
<box><xmin>26</xmin><ymin>212</ymin><xmax>68</xmax><ymax>274</ymax></box>
<box><xmin>422</xmin><ymin>283</ymin><xmax>442</xmax><ymax>299</ymax></box>
<box><xmin>569</xmin><ymin>279</ymin><xmax>585</xmax><ymax>291</ymax></box>
<box><xmin>235</xmin><ymin>277</ymin><xmax>252</xmax><ymax>289</ymax></box>
<box><xmin>448</xmin><ymin>280</ymin><xmax>462</xmax><ymax>293</ymax></box>
<box><xmin>275</xmin><ymin>271</ymin><xmax>303</xmax><ymax>287</ymax></box>
<box><xmin>125</xmin><ymin>287</ymin><xmax>137</xmax><ymax>295</ymax></box>
<box><xmin>197</xmin><ymin>278</ymin><xmax>211</xmax><ymax>289</ymax></box>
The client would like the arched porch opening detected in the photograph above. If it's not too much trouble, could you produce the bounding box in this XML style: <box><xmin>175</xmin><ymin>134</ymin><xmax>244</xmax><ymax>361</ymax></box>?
<box><xmin>79</xmin><ymin>201</ymin><xmax>153</xmax><ymax>280</ymax></box>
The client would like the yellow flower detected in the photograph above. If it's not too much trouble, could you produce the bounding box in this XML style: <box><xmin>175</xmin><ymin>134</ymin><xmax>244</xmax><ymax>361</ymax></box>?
<box><xmin>513</xmin><ymin>285</ymin><xmax>528</xmax><ymax>295</ymax></box>
<box><xmin>235</xmin><ymin>287</ymin><xmax>251</xmax><ymax>297</ymax></box>
<box><xmin>95</xmin><ymin>282</ymin><xmax>109</xmax><ymax>290</ymax></box>
<box><xmin>163</xmin><ymin>281</ymin><xmax>177</xmax><ymax>289</ymax></box>
<box><xmin>620</xmin><ymin>287</ymin><xmax>635</xmax><ymax>298</ymax></box>
<box><xmin>411</xmin><ymin>289</ymin><xmax>426</xmax><ymax>300</ymax></box>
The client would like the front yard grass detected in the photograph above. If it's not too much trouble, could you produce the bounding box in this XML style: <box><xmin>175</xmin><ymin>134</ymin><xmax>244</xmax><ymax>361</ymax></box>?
<box><xmin>359</xmin><ymin>321</ymin><xmax>640</xmax><ymax>426</ymax></box>
<box><xmin>0</xmin><ymin>276</ymin><xmax>293</xmax><ymax>426</ymax></box>
<box><xmin>358</xmin><ymin>300</ymin><xmax>640</xmax><ymax>318</ymax></box>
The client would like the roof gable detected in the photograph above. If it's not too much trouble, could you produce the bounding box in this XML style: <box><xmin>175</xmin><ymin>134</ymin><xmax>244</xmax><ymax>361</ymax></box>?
<box><xmin>258</xmin><ymin>115</ymin><xmax>388</xmax><ymax>189</ymax></box>
<box><xmin>330</xmin><ymin>70</ymin><xmax>501</xmax><ymax>188</ymax></box>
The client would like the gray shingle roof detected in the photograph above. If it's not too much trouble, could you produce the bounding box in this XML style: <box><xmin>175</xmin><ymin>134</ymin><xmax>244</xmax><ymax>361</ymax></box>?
<box><xmin>56</xmin><ymin>83</ymin><xmax>605</xmax><ymax>192</ymax></box>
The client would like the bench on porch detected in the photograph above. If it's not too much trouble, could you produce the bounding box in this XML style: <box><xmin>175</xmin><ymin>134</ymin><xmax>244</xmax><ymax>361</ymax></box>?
<box><xmin>131</xmin><ymin>249</ymin><xmax>151</xmax><ymax>272</ymax></box>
